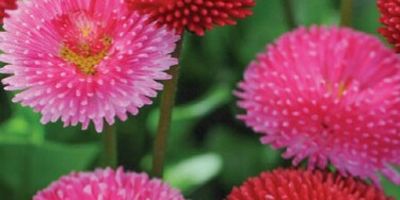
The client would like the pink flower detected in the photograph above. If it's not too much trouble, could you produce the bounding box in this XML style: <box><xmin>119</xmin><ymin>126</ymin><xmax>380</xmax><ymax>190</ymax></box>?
<box><xmin>0</xmin><ymin>0</ymin><xmax>180</xmax><ymax>132</ymax></box>
<box><xmin>236</xmin><ymin>26</ymin><xmax>400</xmax><ymax>185</ymax></box>
<box><xmin>33</xmin><ymin>168</ymin><xmax>185</xmax><ymax>200</ymax></box>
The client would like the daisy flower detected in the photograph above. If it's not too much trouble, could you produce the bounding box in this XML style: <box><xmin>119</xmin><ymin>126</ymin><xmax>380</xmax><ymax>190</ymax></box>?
<box><xmin>236</xmin><ymin>26</ymin><xmax>400</xmax><ymax>185</ymax></box>
<box><xmin>0</xmin><ymin>0</ymin><xmax>180</xmax><ymax>132</ymax></box>
<box><xmin>34</xmin><ymin>167</ymin><xmax>185</xmax><ymax>200</ymax></box>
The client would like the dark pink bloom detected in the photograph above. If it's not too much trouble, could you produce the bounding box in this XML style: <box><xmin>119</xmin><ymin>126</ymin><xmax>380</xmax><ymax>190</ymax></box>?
<box><xmin>236</xmin><ymin>26</ymin><xmax>400</xmax><ymax>185</ymax></box>
<box><xmin>34</xmin><ymin>168</ymin><xmax>185</xmax><ymax>200</ymax></box>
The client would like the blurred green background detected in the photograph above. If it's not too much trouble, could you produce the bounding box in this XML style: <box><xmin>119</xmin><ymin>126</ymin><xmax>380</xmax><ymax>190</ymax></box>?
<box><xmin>0</xmin><ymin>0</ymin><xmax>399</xmax><ymax>199</ymax></box>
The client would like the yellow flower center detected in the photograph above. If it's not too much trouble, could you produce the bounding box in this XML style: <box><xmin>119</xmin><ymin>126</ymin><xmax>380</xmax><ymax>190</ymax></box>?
<box><xmin>337</xmin><ymin>82</ymin><xmax>347</xmax><ymax>97</ymax></box>
<box><xmin>326</xmin><ymin>81</ymin><xmax>348</xmax><ymax>98</ymax></box>
<box><xmin>60</xmin><ymin>27</ymin><xmax>112</xmax><ymax>75</ymax></box>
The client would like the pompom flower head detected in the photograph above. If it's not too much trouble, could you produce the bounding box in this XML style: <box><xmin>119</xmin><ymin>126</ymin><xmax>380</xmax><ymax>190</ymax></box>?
<box><xmin>33</xmin><ymin>168</ymin><xmax>185</xmax><ymax>200</ymax></box>
<box><xmin>236</xmin><ymin>26</ymin><xmax>400</xmax><ymax>185</ymax></box>
<box><xmin>227</xmin><ymin>169</ymin><xmax>393</xmax><ymax>200</ymax></box>
<box><xmin>126</xmin><ymin>0</ymin><xmax>256</xmax><ymax>36</ymax></box>
<box><xmin>0</xmin><ymin>0</ymin><xmax>17</xmax><ymax>24</ymax></box>
<box><xmin>0</xmin><ymin>0</ymin><xmax>180</xmax><ymax>132</ymax></box>
<box><xmin>378</xmin><ymin>0</ymin><xmax>400</xmax><ymax>52</ymax></box>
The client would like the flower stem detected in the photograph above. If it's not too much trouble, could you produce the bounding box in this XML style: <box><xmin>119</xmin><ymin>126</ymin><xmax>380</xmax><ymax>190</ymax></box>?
<box><xmin>152</xmin><ymin>37</ymin><xmax>184</xmax><ymax>177</ymax></box>
<box><xmin>282</xmin><ymin>0</ymin><xmax>297</xmax><ymax>29</ymax></box>
<box><xmin>340</xmin><ymin>0</ymin><xmax>353</xmax><ymax>27</ymax></box>
<box><xmin>102</xmin><ymin>124</ymin><xmax>117</xmax><ymax>168</ymax></box>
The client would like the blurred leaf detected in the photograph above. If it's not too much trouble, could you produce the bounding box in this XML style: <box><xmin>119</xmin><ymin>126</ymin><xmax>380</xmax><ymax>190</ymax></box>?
<box><xmin>0</xmin><ymin>105</ymin><xmax>44</xmax><ymax>144</ymax></box>
<box><xmin>236</xmin><ymin>0</ymin><xmax>287</xmax><ymax>66</ymax></box>
<box><xmin>164</xmin><ymin>153</ymin><xmax>222</xmax><ymax>193</ymax></box>
<box><xmin>147</xmin><ymin>83</ymin><xmax>231</xmax><ymax>142</ymax></box>
<box><xmin>207</xmin><ymin>126</ymin><xmax>283</xmax><ymax>188</ymax></box>
<box><xmin>353</xmin><ymin>0</ymin><xmax>380</xmax><ymax>35</ymax></box>
<box><xmin>0</xmin><ymin>141</ymin><xmax>100</xmax><ymax>200</ymax></box>
<box><xmin>382</xmin><ymin>177</ymin><xmax>400</xmax><ymax>199</ymax></box>
<box><xmin>293</xmin><ymin>0</ymin><xmax>338</xmax><ymax>26</ymax></box>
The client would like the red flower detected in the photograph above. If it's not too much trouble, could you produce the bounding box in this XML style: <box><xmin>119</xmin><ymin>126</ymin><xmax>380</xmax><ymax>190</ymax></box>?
<box><xmin>126</xmin><ymin>0</ymin><xmax>255</xmax><ymax>36</ymax></box>
<box><xmin>0</xmin><ymin>0</ymin><xmax>16</xmax><ymax>24</ymax></box>
<box><xmin>378</xmin><ymin>0</ymin><xmax>400</xmax><ymax>52</ymax></box>
<box><xmin>227</xmin><ymin>169</ymin><xmax>393</xmax><ymax>200</ymax></box>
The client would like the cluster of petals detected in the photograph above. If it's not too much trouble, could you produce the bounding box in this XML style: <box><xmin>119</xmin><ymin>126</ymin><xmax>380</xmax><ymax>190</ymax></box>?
<box><xmin>236</xmin><ymin>26</ymin><xmax>400</xmax><ymax>185</ymax></box>
<box><xmin>378</xmin><ymin>0</ymin><xmax>400</xmax><ymax>52</ymax></box>
<box><xmin>0</xmin><ymin>0</ymin><xmax>16</xmax><ymax>24</ymax></box>
<box><xmin>0</xmin><ymin>0</ymin><xmax>180</xmax><ymax>132</ymax></box>
<box><xmin>126</xmin><ymin>0</ymin><xmax>256</xmax><ymax>36</ymax></box>
<box><xmin>33</xmin><ymin>167</ymin><xmax>185</xmax><ymax>200</ymax></box>
<box><xmin>227</xmin><ymin>169</ymin><xmax>393</xmax><ymax>200</ymax></box>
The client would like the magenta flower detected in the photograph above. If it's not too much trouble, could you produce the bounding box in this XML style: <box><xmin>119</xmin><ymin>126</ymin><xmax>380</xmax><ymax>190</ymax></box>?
<box><xmin>0</xmin><ymin>0</ymin><xmax>179</xmax><ymax>132</ymax></box>
<box><xmin>33</xmin><ymin>168</ymin><xmax>185</xmax><ymax>200</ymax></box>
<box><xmin>236</xmin><ymin>26</ymin><xmax>400</xmax><ymax>185</ymax></box>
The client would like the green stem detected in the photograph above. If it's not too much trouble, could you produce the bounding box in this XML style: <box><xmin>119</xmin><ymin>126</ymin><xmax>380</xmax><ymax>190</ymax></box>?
<box><xmin>102</xmin><ymin>125</ymin><xmax>117</xmax><ymax>168</ymax></box>
<box><xmin>152</xmin><ymin>37</ymin><xmax>184</xmax><ymax>177</ymax></box>
<box><xmin>282</xmin><ymin>0</ymin><xmax>297</xmax><ymax>29</ymax></box>
<box><xmin>340</xmin><ymin>0</ymin><xmax>353</xmax><ymax>27</ymax></box>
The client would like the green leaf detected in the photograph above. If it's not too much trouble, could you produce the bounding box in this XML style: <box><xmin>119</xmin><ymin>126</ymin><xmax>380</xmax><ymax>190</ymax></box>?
<box><xmin>382</xmin><ymin>176</ymin><xmax>400</xmax><ymax>199</ymax></box>
<box><xmin>0</xmin><ymin>105</ymin><xmax>44</xmax><ymax>144</ymax></box>
<box><xmin>235</xmin><ymin>0</ymin><xmax>287</xmax><ymax>65</ymax></box>
<box><xmin>293</xmin><ymin>0</ymin><xmax>338</xmax><ymax>26</ymax></box>
<box><xmin>353</xmin><ymin>0</ymin><xmax>380</xmax><ymax>35</ymax></box>
<box><xmin>147</xmin><ymin>83</ymin><xmax>231</xmax><ymax>141</ymax></box>
<box><xmin>207</xmin><ymin>126</ymin><xmax>283</xmax><ymax>188</ymax></box>
<box><xmin>164</xmin><ymin>153</ymin><xmax>222</xmax><ymax>193</ymax></box>
<box><xmin>0</xmin><ymin>141</ymin><xmax>100</xmax><ymax>200</ymax></box>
